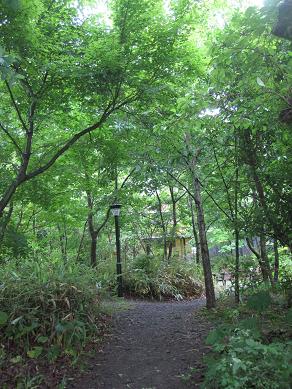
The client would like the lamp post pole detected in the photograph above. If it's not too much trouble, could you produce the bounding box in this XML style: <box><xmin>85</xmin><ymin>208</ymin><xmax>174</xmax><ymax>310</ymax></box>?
<box><xmin>111</xmin><ymin>204</ymin><xmax>123</xmax><ymax>297</ymax></box>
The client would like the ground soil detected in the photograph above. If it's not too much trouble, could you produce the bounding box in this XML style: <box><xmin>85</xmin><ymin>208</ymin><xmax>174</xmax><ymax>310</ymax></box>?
<box><xmin>70</xmin><ymin>299</ymin><xmax>212</xmax><ymax>389</ymax></box>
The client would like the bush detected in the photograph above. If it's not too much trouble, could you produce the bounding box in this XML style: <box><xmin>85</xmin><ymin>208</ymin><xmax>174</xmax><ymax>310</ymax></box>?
<box><xmin>202</xmin><ymin>287</ymin><xmax>292</xmax><ymax>389</ymax></box>
<box><xmin>203</xmin><ymin>329</ymin><xmax>292</xmax><ymax>389</ymax></box>
<box><xmin>122</xmin><ymin>255</ymin><xmax>204</xmax><ymax>300</ymax></box>
<box><xmin>0</xmin><ymin>259</ymin><xmax>102</xmax><ymax>364</ymax></box>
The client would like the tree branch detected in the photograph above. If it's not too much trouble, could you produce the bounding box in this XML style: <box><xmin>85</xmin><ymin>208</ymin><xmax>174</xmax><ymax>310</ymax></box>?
<box><xmin>5</xmin><ymin>81</ymin><xmax>28</xmax><ymax>132</ymax></box>
<box><xmin>0</xmin><ymin>122</ymin><xmax>22</xmax><ymax>156</ymax></box>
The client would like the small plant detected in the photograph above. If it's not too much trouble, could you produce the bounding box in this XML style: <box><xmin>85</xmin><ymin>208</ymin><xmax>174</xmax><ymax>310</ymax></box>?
<box><xmin>203</xmin><ymin>329</ymin><xmax>292</xmax><ymax>389</ymax></box>
<box><xmin>178</xmin><ymin>367</ymin><xmax>197</xmax><ymax>384</ymax></box>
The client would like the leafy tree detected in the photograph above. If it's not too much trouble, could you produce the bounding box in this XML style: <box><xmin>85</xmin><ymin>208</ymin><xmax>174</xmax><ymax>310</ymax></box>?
<box><xmin>0</xmin><ymin>0</ymin><xmax>196</xmax><ymax>220</ymax></box>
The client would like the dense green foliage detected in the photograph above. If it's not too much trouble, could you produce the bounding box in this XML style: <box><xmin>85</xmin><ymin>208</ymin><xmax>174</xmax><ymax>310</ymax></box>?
<box><xmin>204</xmin><ymin>329</ymin><xmax>292</xmax><ymax>389</ymax></box>
<box><xmin>202</xmin><ymin>287</ymin><xmax>292</xmax><ymax>388</ymax></box>
<box><xmin>0</xmin><ymin>260</ymin><xmax>105</xmax><ymax>386</ymax></box>
<box><xmin>122</xmin><ymin>255</ymin><xmax>204</xmax><ymax>299</ymax></box>
<box><xmin>0</xmin><ymin>0</ymin><xmax>291</xmax><ymax>386</ymax></box>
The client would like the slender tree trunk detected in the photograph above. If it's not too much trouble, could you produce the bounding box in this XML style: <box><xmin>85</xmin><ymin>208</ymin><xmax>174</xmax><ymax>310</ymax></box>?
<box><xmin>146</xmin><ymin>242</ymin><xmax>151</xmax><ymax>256</ymax></box>
<box><xmin>193</xmin><ymin>177</ymin><xmax>216</xmax><ymax>308</ymax></box>
<box><xmin>86</xmin><ymin>190</ymin><xmax>98</xmax><ymax>267</ymax></box>
<box><xmin>189</xmin><ymin>196</ymin><xmax>200</xmax><ymax>263</ymax></box>
<box><xmin>90</xmin><ymin>234</ymin><xmax>97</xmax><ymax>267</ymax></box>
<box><xmin>156</xmin><ymin>190</ymin><xmax>167</xmax><ymax>260</ymax></box>
<box><xmin>167</xmin><ymin>186</ymin><xmax>177</xmax><ymax>260</ymax></box>
<box><xmin>246</xmin><ymin>237</ymin><xmax>269</xmax><ymax>282</ymax></box>
<box><xmin>87</xmin><ymin>212</ymin><xmax>98</xmax><ymax>267</ymax></box>
<box><xmin>273</xmin><ymin>238</ymin><xmax>279</xmax><ymax>282</ymax></box>
<box><xmin>184</xmin><ymin>131</ymin><xmax>215</xmax><ymax>308</ymax></box>
<box><xmin>234</xmin><ymin>227</ymin><xmax>240</xmax><ymax>303</ymax></box>
<box><xmin>0</xmin><ymin>179</ymin><xmax>23</xmax><ymax>219</ymax></box>
<box><xmin>234</xmin><ymin>134</ymin><xmax>240</xmax><ymax>304</ymax></box>
<box><xmin>0</xmin><ymin>202</ymin><xmax>13</xmax><ymax>243</ymax></box>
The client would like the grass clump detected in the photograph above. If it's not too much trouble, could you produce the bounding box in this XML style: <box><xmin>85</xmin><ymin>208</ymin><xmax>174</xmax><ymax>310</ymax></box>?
<box><xmin>0</xmin><ymin>259</ymin><xmax>105</xmax><ymax>386</ymax></box>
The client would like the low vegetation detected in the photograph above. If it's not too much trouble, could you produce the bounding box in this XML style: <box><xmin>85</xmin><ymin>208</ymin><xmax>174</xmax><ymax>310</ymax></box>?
<box><xmin>122</xmin><ymin>255</ymin><xmax>204</xmax><ymax>300</ymax></box>
<box><xmin>0</xmin><ymin>260</ymin><xmax>106</xmax><ymax>387</ymax></box>
<box><xmin>201</xmin><ymin>281</ymin><xmax>292</xmax><ymax>389</ymax></box>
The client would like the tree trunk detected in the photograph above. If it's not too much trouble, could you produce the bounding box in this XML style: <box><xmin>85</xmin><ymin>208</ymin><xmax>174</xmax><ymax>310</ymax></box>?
<box><xmin>146</xmin><ymin>241</ymin><xmax>151</xmax><ymax>256</ymax></box>
<box><xmin>189</xmin><ymin>196</ymin><xmax>200</xmax><ymax>263</ymax></box>
<box><xmin>167</xmin><ymin>186</ymin><xmax>178</xmax><ymax>260</ymax></box>
<box><xmin>273</xmin><ymin>238</ymin><xmax>279</xmax><ymax>282</ymax></box>
<box><xmin>0</xmin><ymin>202</ymin><xmax>13</xmax><ymax>243</ymax></box>
<box><xmin>0</xmin><ymin>180</ymin><xmax>22</xmax><ymax>219</ymax></box>
<box><xmin>193</xmin><ymin>177</ymin><xmax>216</xmax><ymax>309</ymax></box>
<box><xmin>184</xmin><ymin>131</ymin><xmax>215</xmax><ymax>309</ymax></box>
<box><xmin>234</xmin><ymin>135</ymin><xmax>240</xmax><ymax>304</ymax></box>
<box><xmin>246</xmin><ymin>237</ymin><xmax>270</xmax><ymax>282</ymax></box>
<box><xmin>234</xmin><ymin>227</ymin><xmax>240</xmax><ymax>303</ymax></box>
<box><xmin>87</xmin><ymin>212</ymin><xmax>98</xmax><ymax>267</ymax></box>
<box><xmin>156</xmin><ymin>190</ymin><xmax>167</xmax><ymax>260</ymax></box>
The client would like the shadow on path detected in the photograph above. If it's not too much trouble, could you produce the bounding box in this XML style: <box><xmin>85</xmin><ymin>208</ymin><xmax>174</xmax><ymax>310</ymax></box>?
<box><xmin>71</xmin><ymin>299</ymin><xmax>211</xmax><ymax>389</ymax></box>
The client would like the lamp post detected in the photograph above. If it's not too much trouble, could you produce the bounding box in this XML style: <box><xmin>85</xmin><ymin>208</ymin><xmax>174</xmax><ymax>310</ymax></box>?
<box><xmin>110</xmin><ymin>203</ymin><xmax>123</xmax><ymax>297</ymax></box>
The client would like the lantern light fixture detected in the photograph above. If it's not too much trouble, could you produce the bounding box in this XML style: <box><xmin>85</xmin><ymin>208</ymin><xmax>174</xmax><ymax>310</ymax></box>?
<box><xmin>110</xmin><ymin>203</ymin><xmax>122</xmax><ymax>217</ymax></box>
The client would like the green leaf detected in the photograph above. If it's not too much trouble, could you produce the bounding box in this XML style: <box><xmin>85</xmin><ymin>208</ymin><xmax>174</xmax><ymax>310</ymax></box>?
<box><xmin>10</xmin><ymin>355</ymin><xmax>23</xmax><ymax>364</ymax></box>
<box><xmin>37</xmin><ymin>336</ymin><xmax>49</xmax><ymax>344</ymax></box>
<box><xmin>0</xmin><ymin>311</ymin><xmax>8</xmax><ymax>325</ymax></box>
<box><xmin>27</xmin><ymin>346</ymin><xmax>43</xmax><ymax>359</ymax></box>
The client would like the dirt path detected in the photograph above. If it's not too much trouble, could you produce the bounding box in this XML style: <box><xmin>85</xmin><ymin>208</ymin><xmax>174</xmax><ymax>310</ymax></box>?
<box><xmin>71</xmin><ymin>299</ymin><xmax>211</xmax><ymax>389</ymax></box>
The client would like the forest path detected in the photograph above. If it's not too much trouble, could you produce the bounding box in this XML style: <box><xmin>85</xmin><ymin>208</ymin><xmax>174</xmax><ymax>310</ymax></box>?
<box><xmin>71</xmin><ymin>299</ymin><xmax>211</xmax><ymax>389</ymax></box>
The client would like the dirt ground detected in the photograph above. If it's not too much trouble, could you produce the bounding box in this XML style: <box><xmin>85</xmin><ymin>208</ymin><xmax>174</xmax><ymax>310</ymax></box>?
<box><xmin>70</xmin><ymin>299</ymin><xmax>212</xmax><ymax>389</ymax></box>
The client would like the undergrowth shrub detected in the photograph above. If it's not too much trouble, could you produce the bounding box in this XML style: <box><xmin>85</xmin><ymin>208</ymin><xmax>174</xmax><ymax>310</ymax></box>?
<box><xmin>203</xmin><ymin>289</ymin><xmax>292</xmax><ymax>389</ymax></box>
<box><xmin>203</xmin><ymin>329</ymin><xmax>292</xmax><ymax>389</ymax></box>
<box><xmin>0</xmin><ymin>259</ymin><xmax>102</xmax><ymax>364</ymax></box>
<box><xmin>122</xmin><ymin>255</ymin><xmax>204</xmax><ymax>300</ymax></box>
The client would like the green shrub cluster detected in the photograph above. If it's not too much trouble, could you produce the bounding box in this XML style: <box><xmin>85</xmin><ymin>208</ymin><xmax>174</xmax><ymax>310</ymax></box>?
<box><xmin>203</xmin><ymin>290</ymin><xmax>292</xmax><ymax>388</ymax></box>
<box><xmin>122</xmin><ymin>255</ymin><xmax>204</xmax><ymax>300</ymax></box>
<box><xmin>0</xmin><ymin>260</ymin><xmax>102</xmax><ymax>365</ymax></box>
<box><xmin>203</xmin><ymin>329</ymin><xmax>292</xmax><ymax>389</ymax></box>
